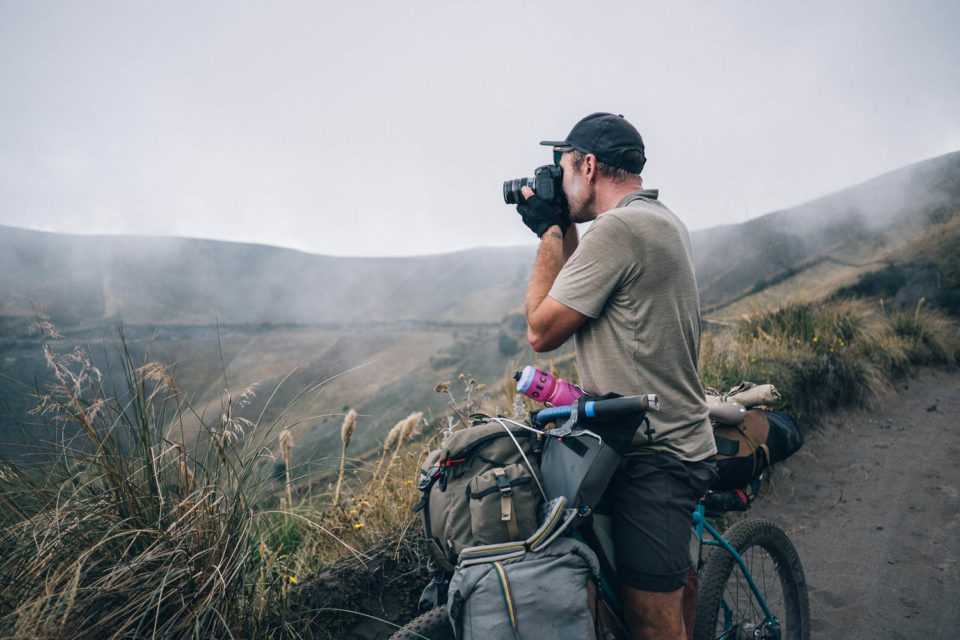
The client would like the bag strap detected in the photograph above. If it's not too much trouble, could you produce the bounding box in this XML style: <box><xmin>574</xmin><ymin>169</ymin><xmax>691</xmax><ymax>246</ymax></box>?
<box><xmin>755</xmin><ymin>443</ymin><xmax>771</xmax><ymax>476</ymax></box>
<box><xmin>493</xmin><ymin>561</ymin><xmax>520</xmax><ymax>639</ymax></box>
<box><xmin>735</xmin><ymin>424</ymin><xmax>766</xmax><ymax>476</ymax></box>
<box><xmin>493</xmin><ymin>468</ymin><xmax>519</xmax><ymax>540</ymax></box>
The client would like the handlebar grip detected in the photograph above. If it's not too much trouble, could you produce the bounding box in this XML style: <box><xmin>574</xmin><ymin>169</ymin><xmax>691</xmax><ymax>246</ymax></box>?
<box><xmin>534</xmin><ymin>405</ymin><xmax>571</xmax><ymax>426</ymax></box>
<box><xmin>583</xmin><ymin>394</ymin><xmax>659</xmax><ymax>418</ymax></box>
<box><xmin>532</xmin><ymin>394</ymin><xmax>659</xmax><ymax>427</ymax></box>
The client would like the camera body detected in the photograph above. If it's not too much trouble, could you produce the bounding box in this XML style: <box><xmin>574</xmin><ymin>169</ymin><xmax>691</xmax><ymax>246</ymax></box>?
<box><xmin>503</xmin><ymin>164</ymin><xmax>564</xmax><ymax>207</ymax></box>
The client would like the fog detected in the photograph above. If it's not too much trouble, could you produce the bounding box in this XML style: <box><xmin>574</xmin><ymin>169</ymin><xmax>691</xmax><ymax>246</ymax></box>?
<box><xmin>1</xmin><ymin>1</ymin><xmax>959</xmax><ymax>256</ymax></box>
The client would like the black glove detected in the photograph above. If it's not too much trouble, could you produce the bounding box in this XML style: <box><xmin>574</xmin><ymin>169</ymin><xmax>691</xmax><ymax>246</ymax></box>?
<box><xmin>516</xmin><ymin>195</ymin><xmax>570</xmax><ymax>238</ymax></box>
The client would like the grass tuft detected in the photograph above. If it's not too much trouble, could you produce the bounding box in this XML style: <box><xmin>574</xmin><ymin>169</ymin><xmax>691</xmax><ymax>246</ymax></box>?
<box><xmin>701</xmin><ymin>298</ymin><xmax>958</xmax><ymax>424</ymax></box>
<box><xmin>0</xmin><ymin>317</ymin><xmax>416</xmax><ymax>639</ymax></box>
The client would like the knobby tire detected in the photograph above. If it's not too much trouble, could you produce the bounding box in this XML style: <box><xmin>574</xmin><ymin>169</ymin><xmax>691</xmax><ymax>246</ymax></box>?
<box><xmin>694</xmin><ymin>518</ymin><xmax>810</xmax><ymax>640</ymax></box>
<box><xmin>389</xmin><ymin>605</ymin><xmax>454</xmax><ymax>640</ymax></box>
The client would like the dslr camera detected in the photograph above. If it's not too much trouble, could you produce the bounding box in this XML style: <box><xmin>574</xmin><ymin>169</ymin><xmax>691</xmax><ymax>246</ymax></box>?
<box><xmin>503</xmin><ymin>164</ymin><xmax>564</xmax><ymax>207</ymax></box>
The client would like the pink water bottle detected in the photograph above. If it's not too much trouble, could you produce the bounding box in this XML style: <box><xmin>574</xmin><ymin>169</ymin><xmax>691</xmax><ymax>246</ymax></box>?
<box><xmin>514</xmin><ymin>365</ymin><xmax>586</xmax><ymax>407</ymax></box>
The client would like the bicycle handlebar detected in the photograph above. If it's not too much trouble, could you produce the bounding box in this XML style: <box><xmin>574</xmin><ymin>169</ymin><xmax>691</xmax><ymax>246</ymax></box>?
<box><xmin>533</xmin><ymin>394</ymin><xmax>660</xmax><ymax>427</ymax></box>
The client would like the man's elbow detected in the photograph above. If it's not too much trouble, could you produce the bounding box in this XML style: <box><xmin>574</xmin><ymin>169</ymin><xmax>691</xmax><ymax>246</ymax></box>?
<box><xmin>527</xmin><ymin>327</ymin><xmax>558</xmax><ymax>353</ymax></box>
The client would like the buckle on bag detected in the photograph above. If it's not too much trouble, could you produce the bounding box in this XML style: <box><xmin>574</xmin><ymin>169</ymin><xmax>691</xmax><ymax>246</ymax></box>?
<box><xmin>494</xmin><ymin>467</ymin><xmax>513</xmax><ymax>496</ymax></box>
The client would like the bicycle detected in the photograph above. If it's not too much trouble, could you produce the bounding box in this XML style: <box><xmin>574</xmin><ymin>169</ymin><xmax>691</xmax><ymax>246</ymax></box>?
<box><xmin>392</xmin><ymin>395</ymin><xmax>810</xmax><ymax>640</ymax></box>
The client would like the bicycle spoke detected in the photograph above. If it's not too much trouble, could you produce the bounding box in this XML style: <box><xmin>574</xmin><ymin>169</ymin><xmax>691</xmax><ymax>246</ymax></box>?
<box><xmin>715</xmin><ymin>543</ymin><xmax>787</xmax><ymax>639</ymax></box>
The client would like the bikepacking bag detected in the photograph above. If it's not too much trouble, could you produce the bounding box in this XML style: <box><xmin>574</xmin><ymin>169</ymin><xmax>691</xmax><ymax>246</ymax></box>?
<box><xmin>538</xmin><ymin>394</ymin><xmax>645</xmax><ymax>514</ymax></box>
<box><xmin>414</xmin><ymin>420</ymin><xmax>544</xmax><ymax>571</ymax></box>
<box><xmin>712</xmin><ymin>409</ymin><xmax>804</xmax><ymax>490</ymax></box>
<box><xmin>447</xmin><ymin>536</ymin><xmax>601</xmax><ymax>640</ymax></box>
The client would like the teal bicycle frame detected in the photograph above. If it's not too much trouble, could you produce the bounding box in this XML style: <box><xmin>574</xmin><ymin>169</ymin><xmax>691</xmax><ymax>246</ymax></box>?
<box><xmin>692</xmin><ymin>505</ymin><xmax>782</xmax><ymax>638</ymax></box>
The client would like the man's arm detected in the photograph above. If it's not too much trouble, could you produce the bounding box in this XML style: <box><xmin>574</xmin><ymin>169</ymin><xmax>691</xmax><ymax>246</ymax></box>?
<box><xmin>524</xmin><ymin>223</ymin><xmax>588</xmax><ymax>352</ymax></box>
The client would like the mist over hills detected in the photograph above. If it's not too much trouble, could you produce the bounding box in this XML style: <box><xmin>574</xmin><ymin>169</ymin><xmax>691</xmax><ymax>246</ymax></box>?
<box><xmin>693</xmin><ymin>150</ymin><xmax>960</xmax><ymax>311</ymax></box>
<box><xmin>2</xmin><ymin>150</ymin><xmax>958</xmax><ymax>462</ymax></box>
<box><xmin>0</xmin><ymin>229</ymin><xmax>534</xmax><ymax>326</ymax></box>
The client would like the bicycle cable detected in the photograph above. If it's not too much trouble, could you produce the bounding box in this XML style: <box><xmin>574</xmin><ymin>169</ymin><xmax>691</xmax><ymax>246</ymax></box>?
<box><xmin>487</xmin><ymin>416</ymin><xmax>548</xmax><ymax>503</ymax></box>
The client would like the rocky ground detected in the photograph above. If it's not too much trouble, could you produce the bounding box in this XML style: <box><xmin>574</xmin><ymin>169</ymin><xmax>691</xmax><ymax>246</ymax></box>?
<box><xmin>745</xmin><ymin>367</ymin><xmax>960</xmax><ymax>639</ymax></box>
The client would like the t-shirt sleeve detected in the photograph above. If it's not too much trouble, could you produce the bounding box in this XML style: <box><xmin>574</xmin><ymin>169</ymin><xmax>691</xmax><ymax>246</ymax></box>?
<box><xmin>548</xmin><ymin>215</ymin><xmax>640</xmax><ymax>319</ymax></box>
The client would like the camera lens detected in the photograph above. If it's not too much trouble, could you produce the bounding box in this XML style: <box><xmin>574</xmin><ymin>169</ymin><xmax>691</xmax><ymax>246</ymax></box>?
<box><xmin>503</xmin><ymin>177</ymin><xmax>533</xmax><ymax>204</ymax></box>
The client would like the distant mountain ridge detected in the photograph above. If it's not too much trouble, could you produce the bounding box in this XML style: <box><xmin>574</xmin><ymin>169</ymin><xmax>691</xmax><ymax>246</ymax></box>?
<box><xmin>2</xmin><ymin>150</ymin><xmax>958</xmax><ymax>461</ymax></box>
<box><xmin>0</xmin><ymin>228</ymin><xmax>534</xmax><ymax>326</ymax></box>
<box><xmin>4</xmin><ymin>151</ymin><xmax>958</xmax><ymax>329</ymax></box>
<box><xmin>691</xmin><ymin>151</ymin><xmax>960</xmax><ymax>310</ymax></box>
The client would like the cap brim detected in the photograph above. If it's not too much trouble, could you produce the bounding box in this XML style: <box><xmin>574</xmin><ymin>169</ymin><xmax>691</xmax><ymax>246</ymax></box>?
<box><xmin>539</xmin><ymin>140</ymin><xmax>571</xmax><ymax>147</ymax></box>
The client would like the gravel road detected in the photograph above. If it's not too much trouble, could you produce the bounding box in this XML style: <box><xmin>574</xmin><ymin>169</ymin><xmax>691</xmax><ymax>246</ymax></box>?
<box><xmin>742</xmin><ymin>367</ymin><xmax>960</xmax><ymax>639</ymax></box>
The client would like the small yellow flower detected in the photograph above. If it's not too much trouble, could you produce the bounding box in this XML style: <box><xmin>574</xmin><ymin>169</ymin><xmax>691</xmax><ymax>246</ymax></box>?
<box><xmin>750</xmin><ymin>358</ymin><xmax>757</xmax><ymax>363</ymax></box>
<box><xmin>812</xmin><ymin>336</ymin><xmax>818</xmax><ymax>343</ymax></box>
<box><xmin>349</xmin><ymin>509</ymin><xmax>357</xmax><ymax>514</ymax></box>
<box><xmin>283</xmin><ymin>574</ymin><xmax>298</xmax><ymax>584</ymax></box>
<box><xmin>406</xmin><ymin>480</ymin><xmax>413</xmax><ymax>484</ymax></box>
<box><xmin>829</xmin><ymin>347</ymin><xmax>834</xmax><ymax>352</ymax></box>
<box><xmin>354</xmin><ymin>523</ymin><xmax>365</xmax><ymax>529</ymax></box>
<box><xmin>795</xmin><ymin>339</ymin><xmax>801</xmax><ymax>344</ymax></box>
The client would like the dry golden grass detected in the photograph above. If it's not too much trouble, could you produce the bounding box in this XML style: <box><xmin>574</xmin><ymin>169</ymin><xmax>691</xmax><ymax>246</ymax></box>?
<box><xmin>700</xmin><ymin>298</ymin><xmax>958</xmax><ymax>424</ymax></box>
<box><xmin>0</xmin><ymin>316</ymin><xmax>435</xmax><ymax>639</ymax></box>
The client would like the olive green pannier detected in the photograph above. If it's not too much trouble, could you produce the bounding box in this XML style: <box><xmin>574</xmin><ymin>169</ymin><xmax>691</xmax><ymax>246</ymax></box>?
<box><xmin>414</xmin><ymin>421</ymin><xmax>543</xmax><ymax>571</ymax></box>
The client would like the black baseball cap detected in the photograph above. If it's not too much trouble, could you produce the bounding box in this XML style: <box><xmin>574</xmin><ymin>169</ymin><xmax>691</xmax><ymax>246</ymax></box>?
<box><xmin>540</xmin><ymin>112</ymin><xmax>646</xmax><ymax>173</ymax></box>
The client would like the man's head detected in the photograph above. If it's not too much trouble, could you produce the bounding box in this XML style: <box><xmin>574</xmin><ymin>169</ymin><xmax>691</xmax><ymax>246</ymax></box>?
<box><xmin>541</xmin><ymin>113</ymin><xmax>646</xmax><ymax>222</ymax></box>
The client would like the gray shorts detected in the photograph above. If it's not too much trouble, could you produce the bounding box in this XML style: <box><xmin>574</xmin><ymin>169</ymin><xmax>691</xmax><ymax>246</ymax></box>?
<box><xmin>604</xmin><ymin>452</ymin><xmax>716</xmax><ymax>592</ymax></box>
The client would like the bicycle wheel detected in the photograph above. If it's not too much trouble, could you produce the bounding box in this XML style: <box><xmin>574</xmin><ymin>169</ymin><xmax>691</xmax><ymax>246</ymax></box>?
<box><xmin>388</xmin><ymin>605</ymin><xmax>454</xmax><ymax>640</ymax></box>
<box><xmin>694</xmin><ymin>518</ymin><xmax>809</xmax><ymax>640</ymax></box>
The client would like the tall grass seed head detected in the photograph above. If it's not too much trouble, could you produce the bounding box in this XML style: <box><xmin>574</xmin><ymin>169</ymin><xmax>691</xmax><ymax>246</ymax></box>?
<box><xmin>384</xmin><ymin>421</ymin><xmax>402</xmax><ymax>450</ymax></box>
<box><xmin>400</xmin><ymin>411</ymin><xmax>422</xmax><ymax>443</ymax></box>
<box><xmin>341</xmin><ymin>408</ymin><xmax>357</xmax><ymax>448</ymax></box>
<box><xmin>279</xmin><ymin>429</ymin><xmax>294</xmax><ymax>464</ymax></box>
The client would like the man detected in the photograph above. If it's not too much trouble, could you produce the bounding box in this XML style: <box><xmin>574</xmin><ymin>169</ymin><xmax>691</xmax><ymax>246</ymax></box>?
<box><xmin>515</xmin><ymin>112</ymin><xmax>717</xmax><ymax>640</ymax></box>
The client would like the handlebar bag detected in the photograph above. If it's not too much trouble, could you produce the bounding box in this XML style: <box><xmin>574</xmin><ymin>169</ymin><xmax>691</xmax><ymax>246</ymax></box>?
<box><xmin>447</xmin><ymin>536</ymin><xmax>600</xmax><ymax>640</ymax></box>
<box><xmin>539</xmin><ymin>394</ymin><xmax>644</xmax><ymax>514</ymax></box>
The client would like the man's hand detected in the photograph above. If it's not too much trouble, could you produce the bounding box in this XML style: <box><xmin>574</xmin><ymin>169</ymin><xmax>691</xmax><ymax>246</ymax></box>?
<box><xmin>516</xmin><ymin>186</ymin><xmax>570</xmax><ymax>238</ymax></box>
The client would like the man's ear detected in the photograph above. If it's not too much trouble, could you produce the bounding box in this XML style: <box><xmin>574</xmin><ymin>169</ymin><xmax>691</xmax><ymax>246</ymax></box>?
<box><xmin>583</xmin><ymin>153</ymin><xmax>598</xmax><ymax>183</ymax></box>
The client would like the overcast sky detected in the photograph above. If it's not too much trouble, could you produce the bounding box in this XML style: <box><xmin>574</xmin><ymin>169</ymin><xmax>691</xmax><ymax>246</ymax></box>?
<box><xmin>1</xmin><ymin>1</ymin><xmax>958</xmax><ymax>257</ymax></box>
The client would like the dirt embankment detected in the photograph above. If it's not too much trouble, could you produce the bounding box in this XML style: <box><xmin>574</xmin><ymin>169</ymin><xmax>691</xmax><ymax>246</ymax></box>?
<box><xmin>745</xmin><ymin>368</ymin><xmax>960</xmax><ymax>639</ymax></box>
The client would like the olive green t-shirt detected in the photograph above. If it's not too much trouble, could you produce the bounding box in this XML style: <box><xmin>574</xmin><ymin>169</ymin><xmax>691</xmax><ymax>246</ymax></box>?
<box><xmin>548</xmin><ymin>190</ymin><xmax>716</xmax><ymax>461</ymax></box>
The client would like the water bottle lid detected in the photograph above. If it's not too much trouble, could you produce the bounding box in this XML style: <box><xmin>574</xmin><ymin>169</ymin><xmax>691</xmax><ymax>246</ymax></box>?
<box><xmin>515</xmin><ymin>366</ymin><xmax>537</xmax><ymax>394</ymax></box>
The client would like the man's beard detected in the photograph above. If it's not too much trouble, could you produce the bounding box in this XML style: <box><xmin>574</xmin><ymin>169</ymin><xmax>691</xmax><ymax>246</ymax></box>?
<box><xmin>565</xmin><ymin>186</ymin><xmax>595</xmax><ymax>223</ymax></box>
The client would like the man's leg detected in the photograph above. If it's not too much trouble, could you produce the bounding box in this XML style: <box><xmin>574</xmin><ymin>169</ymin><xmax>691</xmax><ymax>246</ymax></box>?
<box><xmin>621</xmin><ymin>584</ymin><xmax>685</xmax><ymax>640</ymax></box>
<box><xmin>607</xmin><ymin>454</ymin><xmax>716</xmax><ymax>640</ymax></box>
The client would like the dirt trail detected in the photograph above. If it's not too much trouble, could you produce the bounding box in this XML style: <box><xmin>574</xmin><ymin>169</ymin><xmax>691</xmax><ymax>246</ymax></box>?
<box><xmin>743</xmin><ymin>368</ymin><xmax>960</xmax><ymax>639</ymax></box>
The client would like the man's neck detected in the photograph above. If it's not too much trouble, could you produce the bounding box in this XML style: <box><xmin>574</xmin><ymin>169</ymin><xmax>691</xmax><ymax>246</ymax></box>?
<box><xmin>593</xmin><ymin>181</ymin><xmax>644</xmax><ymax>217</ymax></box>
